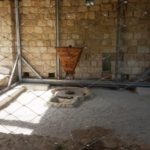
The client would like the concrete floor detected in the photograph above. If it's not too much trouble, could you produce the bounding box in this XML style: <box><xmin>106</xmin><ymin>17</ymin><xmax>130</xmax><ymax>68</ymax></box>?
<box><xmin>0</xmin><ymin>85</ymin><xmax>150</xmax><ymax>144</ymax></box>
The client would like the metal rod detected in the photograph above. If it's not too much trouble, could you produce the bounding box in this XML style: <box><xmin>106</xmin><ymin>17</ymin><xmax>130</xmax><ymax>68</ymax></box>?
<box><xmin>8</xmin><ymin>55</ymin><xmax>19</xmax><ymax>87</ymax></box>
<box><xmin>22</xmin><ymin>78</ymin><xmax>150</xmax><ymax>88</ymax></box>
<box><xmin>55</xmin><ymin>0</ymin><xmax>60</xmax><ymax>79</ymax></box>
<box><xmin>14</xmin><ymin>0</ymin><xmax>22</xmax><ymax>81</ymax></box>
<box><xmin>21</xmin><ymin>57</ymin><xmax>42</xmax><ymax>79</ymax></box>
<box><xmin>115</xmin><ymin>0</ymin><xmax>122</xmax><ymax>80</ymax></box>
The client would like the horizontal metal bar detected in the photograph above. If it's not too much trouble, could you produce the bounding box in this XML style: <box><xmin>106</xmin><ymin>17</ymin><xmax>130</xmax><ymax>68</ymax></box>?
<box><xmin>22</xmin><ymin>78</ymin><xmax>150</xmax><ymax>88</ymax></box>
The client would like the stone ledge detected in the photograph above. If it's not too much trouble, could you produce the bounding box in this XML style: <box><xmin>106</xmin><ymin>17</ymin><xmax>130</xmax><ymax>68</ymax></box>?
<box><xmin>0</xmin><ymin>86</ymin><xmax>26</xmax><ymax>110</ymax></box>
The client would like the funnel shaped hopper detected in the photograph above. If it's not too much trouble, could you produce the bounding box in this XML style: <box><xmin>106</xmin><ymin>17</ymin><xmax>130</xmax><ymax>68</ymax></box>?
<box><xmin>56</xmin><ymin>47</ymin><xmax>82</xmax><ymax>75</ymax></box>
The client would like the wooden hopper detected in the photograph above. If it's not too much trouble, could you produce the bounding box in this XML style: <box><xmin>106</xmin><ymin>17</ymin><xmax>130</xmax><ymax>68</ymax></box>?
<box><xmin>56</xmin><ymin>47</ymin><xmax>82</xmax><ymax>76</ymax></box>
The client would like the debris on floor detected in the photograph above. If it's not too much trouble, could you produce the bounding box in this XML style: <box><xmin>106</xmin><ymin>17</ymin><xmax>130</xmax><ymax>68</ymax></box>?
<box><xmin>0</xmin><ymin>127</ymin><xmax>149</xmax><ymax>150</ymax></box>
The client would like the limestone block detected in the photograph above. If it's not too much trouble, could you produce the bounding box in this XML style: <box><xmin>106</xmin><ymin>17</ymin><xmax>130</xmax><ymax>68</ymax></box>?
<box><xmin>66</xmin><ymin>13</ymin><xmax>76</xmax><ymax>19</ymax></box>
<box><xmin>0</xmin><ymin>74</ymin><xmax>9</xmax><ymax>88</ymax></box>
<box><xmin>1</xmin><ymin>40</ymin><xmax>12</xmax><ymax>46</ymax></box>
<box><xmin>138</xmin><ymin>39</ymin><xmax>148</xmax><ymax>46</ymax></box>
<box><xmin>101</xmin><ymin>4</ymin><xmax>112</xmax><ymax>11</ymax></box>
<box><xmin>144</xmin><ymin>54</ymin><xmax>150</xmax><ymax>61</ymax></box>
<box><xmin>30</xmin><ymin>8</ymin><xmax>39</xmax><ymax>14</ymax></box>
<box><xmin>21</xmin><ymin>0</ymin><xmax>31</xmax><ymax>7</ymax></box>
<box><xmin>66</xmin><ymin>20</ymin><xmax>74</xmax><ymax>26</ymax></box>
<box><xmin>23</xmin><ymin>26</ymin><xmax>34</xmax><ymax>33</ymax></box>
<box><xmin>32</xmin><ymin>60</ymin><xmax>42</xmax><ymax>66</ymax></box>
<box><xmin>36</xmin><ymin>41</ymin><xmax>44</xmax><ymax>47</ymax></box>
<box><xmin>28</xmin><ymin>41</ymin><xmax>36</xmax><ymax>46</ymax></box>
<box><xmin>110</xmin><ymin>0</ymin><xmax>118</xmax><ymax>3</ymax></box>
<box><xmin>121</xmin><ymin>67</ymin><xmax>132</xmax><ymax>74</ymax></box>
<box><xmin>48</xmin><ymin>48</ymin><xmax>56</xmax><ymax>53</ymax></box>
<box><xmin>91</xmin><ymin>61</ymin><xmax>97</xmax><ymax>67</ymax></box>
<box><xmin>66</xmin><ymin>40</ymin><xmax>75</xmax><ymax>46</ymax></box>
<box><xmin>61</xmin><ymin>0</ymin><xmax>71</xmax><ymax>6</ymax></box>
<box><xmin>128</xmin><ymin>0</ymin><xmax>139</xmax><ymax>2</ymax></box>
<box><xmin>38</xmin><ymin>47</ymin><xmax>47</xmax><ymax>53</ymax></box>
<box><xmin>50</xmin><ymin>60</ymin><xmax>56</xmax><ymax>67</ymax></box>
<box><xmin>125</xmin><ymin>11</ymin><xmax>134</xmax><ymax>17</ymax></box>
<box><xmin>102</xmin><ymin>0</ymin><xmax>110</xmax><ymax>3</ymax></box>
<box><xmin>34</xmin><ymin>27</ymin><xmax>43</xmax><ymax>33</ymax></box>
<box><xmin>21</xmin><ymin>7</ymin><xmax>30</xmax><ymax>14</ymax></box>
<box><xmin>78</xmin><ymin>5</ymin><xmax>87</xmax><ymax>12</ymax></box>
<box><xmin>72</xmin><ymin>34</ymin><xmax>80</xmax><ymax>40</ymax></box>
<box><xmin>42</xmin><ymin>54</ymin><xmax>50</xmax><ymax>60</ymax></box>
<box><xmin>49</xmin><ymin>34</ymin><xmax>55</xmax><ymax>40</ymax></box>
<box><xmin>134</xmin><ymin>33</ymin><xmax>141</xmax><ymax>39</ymax></box>
<box><xmin>0</xmin><ymin>86</ymin><xmax>26</xmax><ymax>110</ymax></box>
<box><xmin>123</xmin><ymin>33</ymin><xmax>133</xmax><ymax>40</ymax></box>
<box><xmin>0</xmin><ymin>47</ymin><xmax>12</xmax><ymax>53</ymax></box>
<box><xmin>47</xmin><ymin>20</ymin><xmax>54</xmax><ymax>27</ymax></box>
<box><xmin>137</xmin><ymin>46</ymin><xmax>149</xmax><ymax>53</ymax></box>
<box><xmin>127</xmin><ymin>46</ymin><xmax>137</xmax><ymax>53</ymax></box>
<box><xmin>22</xmin><ymin>19</ymin><xmax>38</xmax><ymax>26</ymax></box>
<box><xmin>127</xmin><ymin>60</ymin><xmax>138</xmax><ymax>67</ymax></box>
<box><xmin>0</xmin><ymin>66</ymin><xmax>11</xmax><ymax>75</ymax></box>
<box><xmin>128</xmin><ymin>39</ymin><xmax>138</xmax><ymax>46</ymax></box>
<box><xmin>90</xmin><ymin>6</ymin><xmax>100</xmax><ymax>11</ymax></box>
<box><xmin>131</xmin><ymin>67</ymin><xmax>142</xmax><ymax>74</ymax></box>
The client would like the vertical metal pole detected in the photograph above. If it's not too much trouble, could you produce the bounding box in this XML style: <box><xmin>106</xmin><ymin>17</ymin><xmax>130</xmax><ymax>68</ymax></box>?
<box><xmin>55</xmin><ymin>0</ymin><xmax>60</xmax><ymax>79</ymax></box>
<box><xmin>14</xmin><ymin>0</ymin><xmax>22</xmax><ymax>81</ymax></box>
<box><xmin>115</xmin><ymin>0</ymin><xmax>122</xmax><ymax>80</ymax></box>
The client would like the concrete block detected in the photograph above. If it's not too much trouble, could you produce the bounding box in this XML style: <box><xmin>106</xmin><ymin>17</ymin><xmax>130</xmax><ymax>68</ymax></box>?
<box><xmin>137</xmin><ymin>46</ymin><xmax>149</xmax><ymax>53</ymax></box>
<box><xmin>0</xmin><ymin>66</ymin><xmax>11</xmax><ymax>75</ymax></box>
<box><xmin>0</xmin><ymin>86</ymin><xmax>26</xmax><ymax>110</ymax></box>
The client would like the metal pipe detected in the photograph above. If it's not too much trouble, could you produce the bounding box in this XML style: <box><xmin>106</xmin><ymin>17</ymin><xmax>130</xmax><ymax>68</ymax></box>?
<box><xmin>22</xmin><ymin>78</ymin><xmax>150</xmax><ymax>88</ymax></box>
<box><xmin>21</xmin><ymin>57</ymin><xmax>42</xmax><ymax>79</ymax></box>
<box><xmin>55</xmin><ymin>0</ymin><xmax>60</xmax><ymax>79</ymax></box>
<box><xmin>14</xmin><ymin>0</ymin><xmax>22</xmax><ymax>81</ymax></box>
<box><xmin>8</xmin><ymin>55</ymin><xmax>19</xmax><ymax>87</ymax></box>
<box><xmin>115</xmin><ymin>0</ymin><xmax>122</xmax><ymax>80</ymax></box>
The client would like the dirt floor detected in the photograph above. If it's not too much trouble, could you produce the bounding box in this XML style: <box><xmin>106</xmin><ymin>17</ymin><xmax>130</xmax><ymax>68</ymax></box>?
<box><xmin>0</xmin><ymin>86</ymin><xmax>150</xmax><ymax>149</ymax></box>
<box><xmin>0</xmin><ymin>127</ymin><xmax>150</xmax><ymax>150</ymax></box>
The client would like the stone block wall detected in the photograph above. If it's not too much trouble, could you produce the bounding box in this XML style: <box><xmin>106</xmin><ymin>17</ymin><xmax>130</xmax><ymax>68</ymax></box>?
<box><xmin>0</xmin><ymin>0</ymin><xmax>14</xmax><ymax>70</ymax></box>
<box><xmin>59</xmin><ymin>0</ymin><xmax>117</xmax><ymax>79</ymax></box>
<box><xmin>20</xmin><ymin>0</ymin><xmax>56</xmax><ymax>77</ymax></box>
<box><xmin>59</xmin><ymin>0</ymin><xmax>150</xmax><ymax>79</ymax></box>
<box><xmin>0</xmin><ymin>0</ymin><xmax>149</xmax><ymax>80</ymax></box>
<box><xmin>120</xmin><ymin>0</ymin><xmax>150</xmax><ymax>79</ymax></box>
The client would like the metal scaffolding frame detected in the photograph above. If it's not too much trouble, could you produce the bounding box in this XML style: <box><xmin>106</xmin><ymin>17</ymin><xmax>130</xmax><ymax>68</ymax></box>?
<box><xmin>2</xmin><ymin>0</ymin><xmax>150</xmax><ymax>94</ymax></box>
